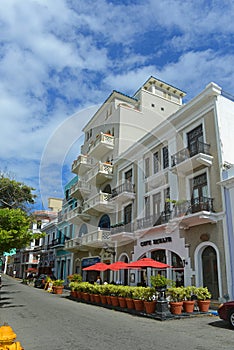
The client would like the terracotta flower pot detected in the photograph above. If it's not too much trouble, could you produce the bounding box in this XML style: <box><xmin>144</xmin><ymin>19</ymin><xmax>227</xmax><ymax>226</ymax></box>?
<box><xmin>144</xmin><ymin>300</ymin><xmax>157</xmax><ymax>314</ymax></box>
<box><xmin>183</xmin><ymin>300</ymin><xmax>195</xmax><ymax>313</ymax></box>
<box><xmin>133</xmin><ymin>299</ymin><xmax>144</xmax><ymax>311</ymax></box>
<box><xmin>75</xmin><ymin>291</ymin><xmax>81</xmax><ymax>299</ymax></box>
<box><xmin>100</xmin><ymin>295</ymin><xmax>107</xmax><ymax>304</ymax></box>
<box><xmin>118</xmin><ymin>297</ymin><xmax>127</xmax><ymax>308</ymax></box>
<box><xmin>197</xmin><ymin>300</ymin><xmax>210</xmax><ymax>312</ymax></box>
<box><xmin>94</xmin><ymin>294</ymin><xmax>101</xmax><ymax>303</ymax></box>
<box><xmin>53</xmin><ymin>286</ymin><xmax>64</xmax><ymax>295</ymax></box>
<box><xmin>110</xmin><ymin>296</ymin><xmax>119</xmax><ymax>307</ymax></box>
<box><xmin>90</xmin><ymin>294</ymin><xmax>95</xmax><ymax>302</ymax></box>
<box><xmin>83</xmin><ymin>293</ymin><xmax>90</xmax><ymax>302</ymax></box>
<box><xmin>106</xmin><ymin>295</ymin><xmax>112</xmax><ymax>305</ymax></box>
<box><xmin>126</xmin><ymin>298</ymin><xmax>135</xmax><ymax>310</ymax></box>
<box><xmin>70</xmin><ymin>290</ymin><xmax>76</xmax><ymax>298</ymax></box>
<box><xmin>170</xmin><ymin>301</ymin><xmax>183</xmax><ymax>315</ymax></box>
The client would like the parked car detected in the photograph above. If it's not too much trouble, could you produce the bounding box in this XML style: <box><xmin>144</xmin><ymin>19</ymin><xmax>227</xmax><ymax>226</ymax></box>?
<box><xmin>218</xmin><ymin>301</ymin><xmax>234</xmax><ymax>328</ymax></box>
<box><xmin>34</xmin><ymin>274</ymin><xmax>56</xmax><ymax>289</ymax></box>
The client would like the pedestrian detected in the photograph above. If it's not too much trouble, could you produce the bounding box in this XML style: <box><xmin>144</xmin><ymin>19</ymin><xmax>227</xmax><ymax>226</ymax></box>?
<box><xmin>95</xmin><ymin>276</ymin><xmax>102</xmax><ymax>285</ymax></box>
<box><xmin>0</xmin><ymin>274</ymin><xmax>2</xmax><ymax>288</ymax></box>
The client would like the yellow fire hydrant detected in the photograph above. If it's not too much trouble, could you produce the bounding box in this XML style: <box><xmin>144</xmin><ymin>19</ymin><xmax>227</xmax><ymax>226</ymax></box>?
<box><xmin>0</xmin><ymin>323</ymin><xmax>24</xmax><ymax>349</ymax></box>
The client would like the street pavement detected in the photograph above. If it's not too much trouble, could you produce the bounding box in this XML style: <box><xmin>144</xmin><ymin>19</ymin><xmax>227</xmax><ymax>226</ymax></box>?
<box><xmin>0</xmin><ymin>274</ymin><xmax>233</xmax><ymax>350</ymax></box>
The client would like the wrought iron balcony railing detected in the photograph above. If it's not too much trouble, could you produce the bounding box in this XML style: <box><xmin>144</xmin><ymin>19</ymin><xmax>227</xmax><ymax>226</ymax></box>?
<box><xmin>171</xmin><ymin>140</ymin><xmax>211</xmax><ymax>167</ymax></box>
<box><xmin>137</xmin><ymin>211</ymin><xmax>171</xmax><ymax>230</ymax></box>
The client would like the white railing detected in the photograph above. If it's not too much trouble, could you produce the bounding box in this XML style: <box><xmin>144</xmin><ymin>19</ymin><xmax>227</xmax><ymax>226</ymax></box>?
<box><xmin>83</xmin><ymin>192</ymin><xmax>111</xmax><ymax>210</ymax></box>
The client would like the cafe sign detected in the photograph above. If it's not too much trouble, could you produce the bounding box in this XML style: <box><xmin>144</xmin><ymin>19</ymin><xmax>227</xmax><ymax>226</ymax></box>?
<box><xmin>140</xmin><ymin>236</ymin><xmax>172</xmax><ymax>247</ymax></box>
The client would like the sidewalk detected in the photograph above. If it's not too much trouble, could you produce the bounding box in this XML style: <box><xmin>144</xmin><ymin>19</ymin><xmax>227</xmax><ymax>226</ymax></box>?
<box><xmin>66</xmin><ymin>294</ymin><xmax>218</xmax><ymax>321</ymax></box>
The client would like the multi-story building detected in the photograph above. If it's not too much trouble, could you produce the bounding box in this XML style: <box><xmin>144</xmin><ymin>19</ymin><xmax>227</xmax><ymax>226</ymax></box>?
<box><xmin>64</xmin><ymin>77</ymin><xmax>186</xmax><ymax>283</ymax></box>
<box><xmin>12</xmin><ymin>198</ymin><xmax>62</xmax><ymax>278</ymax></box>
<box><xmin>54</xmin><ymin>177</ymin><xmax>77</xmax><ymax>281</ymax></box>
<box><xmin>64</xmin><ymin>76</ymin><xmax>234</xmax><ymax>301</ymax></box>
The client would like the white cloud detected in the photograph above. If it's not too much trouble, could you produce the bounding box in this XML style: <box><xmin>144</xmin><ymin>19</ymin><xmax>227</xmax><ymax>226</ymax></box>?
<box><xmin>0</xmin><ymin>0</ymin><xmax>233</xmax><ymax>209</ymax></box>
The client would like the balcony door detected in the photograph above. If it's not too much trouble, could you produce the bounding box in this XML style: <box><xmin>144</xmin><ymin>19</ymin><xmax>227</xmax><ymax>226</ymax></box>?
<box><xmin>187</xmin><ymin>124</ymin><xmax>203</xmax><ymax>157</ymax></box>
<box><xmin>191</xmin><ymin>173</ymin><xmax>208</xmax><ymax>212</ymax></box>
<box><xmin>153</xmin><ymin>193</ymin><xmax>161</xmax><ymax>225</ymax></box>
<box><xmin>124</xmin><ymin>204</ymin><xmax>132</xmax><ymax>231</ymax></box>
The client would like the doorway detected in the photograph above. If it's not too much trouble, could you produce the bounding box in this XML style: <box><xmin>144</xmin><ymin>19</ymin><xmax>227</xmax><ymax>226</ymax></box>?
<box><xmin>202</xmin><ymin>246</ymin><xmax>218</xmax><ymax>299</ymax></box>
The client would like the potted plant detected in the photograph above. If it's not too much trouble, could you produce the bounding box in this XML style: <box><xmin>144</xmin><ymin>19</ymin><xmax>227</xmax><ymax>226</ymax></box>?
<box><xmin>124</xmin><ymin>286</ymin><xmax>135</xmax><ymax>310</ymax></box>
<box><xmin>69</xmin><ymin>281</ymin><xmax>76</xmax><ymax>297</ymax></box>
<box><xmin>117</xmin><ymin>286</ymin><xmax>128</xmax><ymax>308</ymax></box>
<box><xmin>183</xmin><ymin>286</ymin><xmax>196</xmax><ymax>313</ymax></box>
<box><xmin>99</xmin><ymin>284</ymin><xmax>110</xmax><ymax>304</ymax></box>
<box><xmin>195</xmin><ymin>287</ymin><xmax>211</xmax><ymax>312</ymax></box>
<box><xmin>150</xmin><ymin>274</ymin><xmax>174</xmax><ymax>300</ymax></box>
<box><xmin>53</xmin><ymin>279</ymin><xmax>64</xmax><ymax>294</ymax></box>
<box><xmin>142</xmin><ymin>287</ymin><xmax>157</xmax><ymax>314</ymax></box>
<box><xmin>67</xmin><ymin>274</ymin><xmax>82</xmax><ymax>283</ymax></box>
<box><xmin>167</xmin><ymin>287</ymin><xmax>185</xmax><ymax>314</ymax></box>
<box><xmin>110</xmin><ymin>285</ymin><xmax>120</xmax><ymax>307</ymax></box>
<box><xmin>166</xmin><ymin>198</ymin><xmax>188</xmax><ymax>217</ymax></box>
<box><xmin>132</xmin><ymin>287</ymin><xmax>145</xmax><ymax>311</ymax></box>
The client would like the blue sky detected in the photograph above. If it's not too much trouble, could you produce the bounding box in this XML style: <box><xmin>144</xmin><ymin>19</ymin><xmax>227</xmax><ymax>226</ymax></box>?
<box><xmin>0</xmin><ymin>0</ymin><xmax>233</xmax><ymax>210</ymax></box>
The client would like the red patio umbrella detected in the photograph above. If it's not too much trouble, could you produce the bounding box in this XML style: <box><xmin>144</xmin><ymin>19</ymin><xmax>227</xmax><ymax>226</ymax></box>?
<box><xmin>127</xmin><ymin>258</ymin><xmax>170</xmax><ymax>269</ymax></box>
<box><xmin>83</xmin><ymin>262</ymin><xmax>109</xmax><ymax>271</ymax></box>
<box><xmin>107</xmin><ymin>261</ymin><xmax>129</xmax><ymax>271</ymax></box>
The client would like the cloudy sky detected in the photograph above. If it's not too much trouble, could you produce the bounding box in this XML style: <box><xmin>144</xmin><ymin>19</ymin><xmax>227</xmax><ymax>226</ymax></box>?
<box><xmin>0</xmin><ymin>0</ymin><xmax>233</xmax><ymax>210</ymax></box>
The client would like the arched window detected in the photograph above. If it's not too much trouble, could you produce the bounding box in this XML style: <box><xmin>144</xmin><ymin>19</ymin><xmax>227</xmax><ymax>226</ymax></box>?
<box><xmin>103</xmin><ymin>184</ymin><xmax>111</xmax><ymax>194</ymax></box>
<box><xmin>98</xmin><ymin>214</ymin><xmax>110</xmax><ymax>229</ymax></box>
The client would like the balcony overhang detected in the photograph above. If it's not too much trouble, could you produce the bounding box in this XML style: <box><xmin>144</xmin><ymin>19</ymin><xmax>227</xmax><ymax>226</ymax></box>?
<box><xmin>66</xmin><ymin>207</ymin><xmax>91</xmax><ymax>224</ymax></box>
<box><xmin>173</xmin><ymin>211</ymin><xmax>221</xmax><ymax>229</ymax></box>
<box><xmin>110</xmin><ymin>231</ymin><xmax>135</xmax><ymax>244</ymax></box>
<box><xmin>86</xmin><ymin>163</ymin><xmax>113</xmax><ymax>186</ymax></box>
<box><xmin>70</xmin><ymin>181</ymin><xmax>91</xmax><ymax>200</ymax></box>
<box><xmin>64</xmin><ymin>237</ymin><xmax>82</xmax><ymax>252</ymax></box>
<box><xmin>71</xmin><ymin>155</ymin><xmax>93</xmax><ymax>175</ymax></box>
<box><xmin>88</xmin><ymin>133</ymin><xmax>114</xmax><ymax>158</ymax></box>
<box><xmin>110</xmin><ymin>191</ymin><xmax>135</xmax><ymax>205</ymax></box>
<box><xmin>171</xmin><ymin>153</ymin><xmax>214</xmax><ymax>176</ymax></box>
<box><xmin>80</xmin><ymin>229</ymin><xmax>112</xmax><ymax>248</ymax></box>
<box><xmin>83</xmin><ymin>193</ymin><xmax>115</xmax><ymax>215</ymax></box>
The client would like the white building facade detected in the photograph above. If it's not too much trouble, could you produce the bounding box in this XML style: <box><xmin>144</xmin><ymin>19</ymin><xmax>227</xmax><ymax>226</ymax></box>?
<box><xmin>65</xmin><ymin>77</ymin><xmax>234</xmax><ymax>300</ymax></box>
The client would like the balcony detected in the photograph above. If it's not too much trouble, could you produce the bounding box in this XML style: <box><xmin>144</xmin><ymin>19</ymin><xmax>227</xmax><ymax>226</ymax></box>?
<box><xmin>171</xmin><ymin>141</ymin><xmax>213</xmax><ymax>175</ymax></box>
<box><xmin>66</xmin><ymin>206</ymin><xmax>91</xmax><ymax>224</ymax></box>
<box><xmin>51</xmin><ymin>237</ymin><xmax>65</xmax><ymax>248</ymax></box>
<box><xmin>86</xmin><ymin>162</ymin><xmax>113</xmax><ymax>186</ymax></box>
<box><xmin>71</xmin><ymin>155</ymin><xmax>93</xmax><ymax>175</ymax></box>
<box><xmin>88</xmin><ymin>133</ymin><xmax>114</xmax><ymax>158</ymax></box>
<box><xmin>64</xmin><ymin>229</ymin><xmax>112</xmax><ymax>251</ymax></box>
<box><xmin>70</xmin><ymin>179</ymin><xmax>91</xmax><ymax>200</ymax></box>
<box><xmin>81</xmin><ymin>229</ymin><xmax>112</xmax><ymax>248</ymax></box>
<box><xmin>110</xmin><ymin>223</ymin><xmax>135</xmax><ymax>244</ymax></box>
<box><xmin>172</xmin><ymin>196</ymin><xmax>218</xmax><ymax>229</ymax></box>
<box><xmin>83</xmin><ymin>192</ymin><xmax>114</xmax><ymax>216</ymax></box>
<box><xmin>110</xmin><ymin>183</ymin><xmax>135</xmax><ymax>204</ymax></box>
<box><xmin>136</xmin><ymin>211</ymin><xmax>172</xmax><ymax>233</ymax></box>
<box><xmin>64</xmin><ymin>237</ymin><xmax>82</xmax><ymax>251</ymax></box>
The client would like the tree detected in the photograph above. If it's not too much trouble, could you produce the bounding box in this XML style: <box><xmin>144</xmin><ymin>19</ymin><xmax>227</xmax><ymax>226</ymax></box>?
<box><xmin>0</xmin><ymin>174</ymin><xmax>36</xmax><ymax>212</ymax></box>
<box><xmin>0</xmin><ymin>208</ymin><xmax>33</xmax><ymax>254</ymax></box>
<box><xmin>0</xmin><ymin>174</ymin><xmax>39</xmax><ymax>254</ymax></box>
